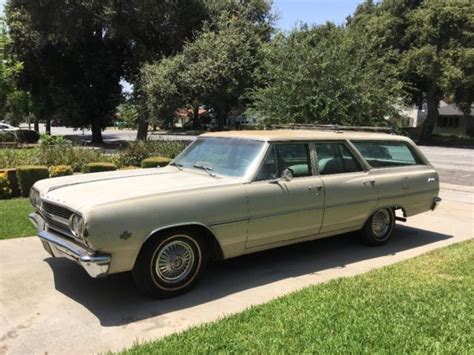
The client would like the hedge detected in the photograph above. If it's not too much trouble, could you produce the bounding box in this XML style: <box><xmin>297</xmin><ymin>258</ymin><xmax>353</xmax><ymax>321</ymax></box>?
<box><xmin>141</xmin><ymin>156</ymin><xmax>172</xmax><ymax>168</ymax></box>
<box><xmin>49</xmin><ymin>165</ymin><xmax>74</xmax><ymax>178</ymax></box>
<box><xmin>0</xmin><ymin>172</ymin><xmax>12</xmax><ymax>199</ymax></box>
<box><xmin>82</xmin><ymin>162</ymin><xmax>118</xmax><ymax>173</ymax></box>
<box><xmin>16</xmin><ymin>165</ymin><xmax>49</xmax><ymax>197</ymax></box>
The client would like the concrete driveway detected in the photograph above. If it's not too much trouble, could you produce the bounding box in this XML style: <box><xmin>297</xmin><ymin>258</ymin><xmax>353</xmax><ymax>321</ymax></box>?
<box><xmin>1</xmin><ymin>185</ymin><xmax>473</xmax><ymax>354</ymax></box>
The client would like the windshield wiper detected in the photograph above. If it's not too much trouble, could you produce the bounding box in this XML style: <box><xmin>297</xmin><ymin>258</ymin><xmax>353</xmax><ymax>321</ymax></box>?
<box><xmin>169</xmin><ymin>162</ymin><xmax>183</xmax><ymax>170</ymax></box>
<box><xmin>193</xmin><ymin>164</ymin><xmax>216</xmax><ymax>177</ymax></box>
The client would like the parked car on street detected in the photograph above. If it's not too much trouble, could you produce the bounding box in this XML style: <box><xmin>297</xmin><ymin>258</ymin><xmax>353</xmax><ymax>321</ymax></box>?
<box><xmin>29</xmin><ymin>130</ymin><xmax>441</xmax><ymax>298</ymax></box>
<box><xmin>0</xmin><ymin>122</ymin><xmax>40</xmax><ymax>143</ymax></box>
<box><xmin>0</xmin><ymin>122</ymin><xmax>19</xmax><ymax>132</ymax></box>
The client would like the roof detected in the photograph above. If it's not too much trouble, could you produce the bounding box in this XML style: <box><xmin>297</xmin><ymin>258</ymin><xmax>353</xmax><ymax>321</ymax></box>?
<box><xmin>200</xmin><ymin>130</ymin><xmax>409</xmax><ymax>142</ymax></box>
<box><xmin>438</xmin><ymin>102</ymin><xmax>474</xmax><ymax>116</ymax></box>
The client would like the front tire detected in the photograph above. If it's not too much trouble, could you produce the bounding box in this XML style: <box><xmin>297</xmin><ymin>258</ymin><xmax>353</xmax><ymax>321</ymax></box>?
<box><xmin>360</xmin><ymin>208</ymin><xmax>395</xmax><ymax>246</ymax></box>
<box><xmin>133</xmin><ymin>229</ymin><xmax>208</xmax><ymax>298</ymax></box>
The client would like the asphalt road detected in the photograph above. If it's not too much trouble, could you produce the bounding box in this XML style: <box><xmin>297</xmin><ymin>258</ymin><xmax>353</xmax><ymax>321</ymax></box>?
<box><xmin>419</xmin><ymin>146</ymin><xmax>474</xmax><ymax>186</ymax></box>
<box><xmin>0</xmin><ymin>185</ymin><xmax>473</xmax><ymax>354</ymax></box>
<box><xmin>26</xmin><ymin>125</ymin><xmax>474</xmax><ymax>186</ymax></box>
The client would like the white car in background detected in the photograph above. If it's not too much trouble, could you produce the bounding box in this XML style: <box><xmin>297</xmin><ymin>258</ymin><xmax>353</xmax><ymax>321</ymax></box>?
<box><xmin>0</xmin><ymin>122</ymin><xmax>19</xmax><ymax>132</ymax></box>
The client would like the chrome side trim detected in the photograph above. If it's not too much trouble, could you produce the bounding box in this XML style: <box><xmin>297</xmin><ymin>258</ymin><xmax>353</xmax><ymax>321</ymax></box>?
<box><xmin>144</xmin><ymin>222</ymin><xmax>218</xmax><ymax>244</ymax></box>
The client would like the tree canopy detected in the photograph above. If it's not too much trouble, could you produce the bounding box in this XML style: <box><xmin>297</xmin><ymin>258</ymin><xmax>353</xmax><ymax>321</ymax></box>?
<box><xmin>249</xmin><ymin>23</ymin><xmax>404</xmax><ymax>126</ymax></box>
<box><xmin>141</xmin><ymin>0</ymin><xmax>274</xmax><ymax>131</ymax></box>
<box><xmin>5</xmin><ymin>0</ymin><xmax>213</xmax><ymax>142</ymax></box>
<box><xmin>349</xmin><ymin>0</ymin><xmax>474</xmax><ymax>141</ymax></box>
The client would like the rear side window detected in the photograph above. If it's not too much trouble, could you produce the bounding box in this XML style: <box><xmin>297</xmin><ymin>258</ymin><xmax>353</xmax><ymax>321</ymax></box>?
<box><xmin>352</xmin><ymin>141</ymin><xmax>423</xmax><ymax>168</ymax></box>
<box><xmin>314</xmin><ymin>143</ymin><xmax>363</xmax><ymax>175</ymax></box>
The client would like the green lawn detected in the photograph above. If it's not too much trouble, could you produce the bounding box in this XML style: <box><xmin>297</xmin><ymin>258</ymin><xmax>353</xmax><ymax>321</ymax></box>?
<box><xmin>122</xmin><ymin>240</ymin><xmax>473</xmax><ymax>354</ymax></box>
<box><xmin>0</xmin><ymin>198</ymin><xmax>35</xmax><ymax>240</ymax></box>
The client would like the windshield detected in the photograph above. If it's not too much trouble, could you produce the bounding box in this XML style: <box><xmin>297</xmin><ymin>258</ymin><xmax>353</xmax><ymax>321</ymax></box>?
<box><xmin>174</xmin><ymin>138</ymin><xmax>265</xmax><ymax>178</ymax></box>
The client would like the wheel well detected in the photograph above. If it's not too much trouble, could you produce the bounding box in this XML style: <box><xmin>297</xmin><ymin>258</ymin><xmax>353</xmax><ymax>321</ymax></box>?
<box><xmin>142</xmin><ymin>224</ymin><xmax>224</xmax><ymax>261</ymax></box>
<box><xmin>363</xmin><ymin>205</ymin><xmax>400</xmax><ymax>227</ymax></box>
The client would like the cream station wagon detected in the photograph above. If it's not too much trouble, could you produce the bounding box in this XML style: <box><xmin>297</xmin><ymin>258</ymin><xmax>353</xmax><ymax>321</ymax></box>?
<box><xmin>29</xmin><ymin>130</ymin><xmax>441</xmax><ymax>298</ymax></box>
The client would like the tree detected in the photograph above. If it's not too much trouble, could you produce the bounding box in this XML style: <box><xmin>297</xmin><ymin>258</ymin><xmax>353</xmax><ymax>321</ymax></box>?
<box><xmin>349</xmin><ymin>0</ymin><xmax>474</xmax><ymax>141</ymax></box>
<box><xmin>0</xmin><ymin>18</ymin><xmax>32</xmax><ymax>127</ymax></box>
<box><xmin>249</xmin><ymin>23</ymin><xmax>404</xmax><ymax>126</ymax></box>
<box><xmin>141</xmin><ymin>0</ymin><xmax>274</xmax><ymax>130</ymax></box>
<box><xmin>5</xmin><ymin>0</ymin><xmax>212</xmax><ymax>143</ymax></box>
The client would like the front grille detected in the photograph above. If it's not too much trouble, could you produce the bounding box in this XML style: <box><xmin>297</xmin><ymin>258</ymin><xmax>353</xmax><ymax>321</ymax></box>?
<box><xmin>40</xmin><ymin>201</ymin><xmax>85</xmax><ymax>245</ymax></box>
<box><xmin>42</xmin><ymin>201</ymin><xmax>73</xmax><ymax>220</ymax></box>
<box><xmin>44</xmin><ymin>215</ymin><xmax>71</xmax><ymax>236</ymax></box>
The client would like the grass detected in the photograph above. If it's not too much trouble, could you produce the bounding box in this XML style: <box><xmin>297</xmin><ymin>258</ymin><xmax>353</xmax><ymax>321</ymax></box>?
<box><xmin>122</xmin><ymin>240</ymin><xmax>474</xmax><ymax>354</ymax></box>
<box><xmin>0</xmin><ymin>198</ymin><xmax>35</xmax><ymax>240</ymax></box>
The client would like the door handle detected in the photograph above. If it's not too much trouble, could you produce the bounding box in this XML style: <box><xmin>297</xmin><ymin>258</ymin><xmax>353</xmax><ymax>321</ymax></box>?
<box><xmin>427</xmin><ymin>177</ymin><xmax>438</xmax><ymax>183</ymax></box>
<box><xmin>307</xmin><ymin>185</ymin><xmax>323</xmax><ymax>195</ymax></box>
<box><xmin>364</xmin><ymin>180</ymin><xmax>376</xmax><ymax>187</ymax></box>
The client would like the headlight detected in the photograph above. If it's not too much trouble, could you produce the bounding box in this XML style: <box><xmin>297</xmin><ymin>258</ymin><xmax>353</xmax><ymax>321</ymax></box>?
<box><xmin>69</xmin><ymin>214</ymin><xmax>84</xmax><ymax>238</ymax></box>
<box><xmin>29</xmin><ymin>188</ymin><xmax>41</xmax><ymax>208</ymax></box>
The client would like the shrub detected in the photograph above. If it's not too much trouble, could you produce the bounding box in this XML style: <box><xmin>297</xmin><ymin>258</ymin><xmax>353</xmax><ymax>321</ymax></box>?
<box><xmin>115</xmin><ymin>140</ymin><xmax>190</xmax><ymax>167</ymax></box>
<box><xmin>0</xmin><ymin>132</ymin><xmax>17</xmax><ymax>143</ymax></box>
<box><xmin>0</xmin><ymin>147</ymin><xmax>39</xmax><ymax>168</ymax></box>
<box><xmin>38</xmin><ymin>144</ymin><xmax>107</xmax><ymax>172</ymax></box>
<box><xmin>0</xmin><ymin>168</ymin><xmax>20</xmax><ymax>197</ymax></box>
<box><xmin>121</xmin><ymin>166</ymin><xmax>141</xmax><ymax>170</ymax></box>
<box><xmin>141</xmin><ymin>156</ymin><xmax>172</xmax><ymax>168</ymax></box>
<box><xmin>49</xmin><ymin>165</ymin><xmax>74</xmax><ymax>178</ymax></box>
<box><xmin>0</xmin><ymin>172</ymin><xmax>12</xmax><ymax>199</ymax></box>
<box><xmin>16</xmin><ymin>165</ymin><xmax>49</xmax><ymax>197</ymax></box>
<box><xmin>82</xmin><ymin>162</ymin><xmax>117</xmax><ymax>173</ymax></box>
<box><xmin>39</xmin><ymin>134</ymin><xmax>70</xmax><ymax>147</ymax></box>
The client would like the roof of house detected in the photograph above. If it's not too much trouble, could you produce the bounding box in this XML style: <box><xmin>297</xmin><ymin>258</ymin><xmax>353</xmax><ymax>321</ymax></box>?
<box><xmin>438</xmin><ymin>102</ymin><xmax>474</xmax><ymax>116</ymax></box>
<box><xmin>201</xmin><ymin>130</ymin><xmax>410</xmax><ymax>142</ymax></box>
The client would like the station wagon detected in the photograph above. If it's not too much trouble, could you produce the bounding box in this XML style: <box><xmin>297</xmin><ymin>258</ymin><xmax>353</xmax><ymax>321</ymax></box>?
<box><xmin>29</xmin><ymin>130</ymin><xmax>441</xmax><ymax>298</ymax></box>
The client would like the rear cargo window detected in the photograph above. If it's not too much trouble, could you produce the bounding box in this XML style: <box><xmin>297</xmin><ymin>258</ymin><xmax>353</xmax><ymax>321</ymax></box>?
<box><xmin>352</xmin><ymin>141</ymin><xmax>423</xmax><ymax>168</ymax></box>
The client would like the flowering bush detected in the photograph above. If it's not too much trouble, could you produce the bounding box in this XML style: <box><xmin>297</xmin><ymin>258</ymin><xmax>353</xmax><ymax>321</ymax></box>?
<box><xmin>0</xmin><ymin>172</ymin><xmax>12</xmax><ymax>199</ymax></box>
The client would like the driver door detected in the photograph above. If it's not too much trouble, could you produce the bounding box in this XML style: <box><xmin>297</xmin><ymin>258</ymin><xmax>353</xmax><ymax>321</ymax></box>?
<box><xmin>245</xmin><ymin>143</ymin><xmax>324</xmax><ymax>248</ymax></box>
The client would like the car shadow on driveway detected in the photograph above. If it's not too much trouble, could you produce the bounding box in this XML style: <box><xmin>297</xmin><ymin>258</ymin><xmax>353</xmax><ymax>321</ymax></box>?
<box><xmin>45</xmin><ymin>225</ymin><xmax>452</xmax><ymax>327</ymax></box>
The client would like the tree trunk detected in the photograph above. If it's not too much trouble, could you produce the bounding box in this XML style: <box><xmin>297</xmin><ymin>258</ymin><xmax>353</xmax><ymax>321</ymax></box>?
<box><xmin>192</xmin><ymin>105</ymin><xmax>200</xmax><ymax>129</ymax></box>
<box><xmin>33</xmin><ymin>118</ymin><xmax>39</xmax><ymax>133</ymax></box>
<box><xmin>91</xmin><ymin>120</ymin><xmax>103</xmax><ymax>144</ymax></box>
<box><xmin>420</xmin><ymin>89</ymin><xmax>440</xmax><ymax>143</ymax></box>
<box><xmin>45</xmin><ymin>118</ymin><xmax>51</xmax><ymax>135</ymax></box>
<box><xmin>136</xmin><ymin>116</ymin><xmax>149</xmax><ymax>140</ymax></box>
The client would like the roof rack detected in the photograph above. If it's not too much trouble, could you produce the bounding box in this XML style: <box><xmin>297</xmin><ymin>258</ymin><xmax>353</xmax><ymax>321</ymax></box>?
<box><xmin>270</xmin><ymin>124</ymin><xmax>395</xmax><ymax>134</ymax></box>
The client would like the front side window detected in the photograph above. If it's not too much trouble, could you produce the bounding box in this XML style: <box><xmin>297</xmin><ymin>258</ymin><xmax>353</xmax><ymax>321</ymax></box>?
<box><xmin>315</xmin><ymin>142</ymin><xmax>363</xmax><ymax>175</ymax></box>
<box><xmin>255</xmin><ymin>143</ymin><xmax>312</xmax><ymax>181</ymax></box>
<box><xmin>174</xmin><ymin>138</ymin><xmax>265</xmax><ymax>178</ymax></box>
<box><xmin>352</xmin><ymin>140</ymin><xmax>423</xmax><ymax>168</ymax></box>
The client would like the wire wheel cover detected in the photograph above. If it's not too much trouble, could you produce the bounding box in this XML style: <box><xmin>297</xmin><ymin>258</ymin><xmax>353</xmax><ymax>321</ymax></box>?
<box><xmin>155</xmin><ymin>239</ymin><xmax>195</xmax><ymax>283</ymax></box>
<box><xmin>372</xmin><ymin>209</ymin><xmax>391</xmax><ymax>238</ymax></box>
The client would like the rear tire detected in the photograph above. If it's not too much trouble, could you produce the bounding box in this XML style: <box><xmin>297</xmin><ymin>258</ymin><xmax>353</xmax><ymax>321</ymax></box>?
<box><xmin>360</xmin><ymin>208</ymin><xmax>395</xmax><ymax>246</ymax></box>
<box><xmin>133</xmin><ymin>229</ymin><xmax>208</xmax><ymax>298</ymax></box>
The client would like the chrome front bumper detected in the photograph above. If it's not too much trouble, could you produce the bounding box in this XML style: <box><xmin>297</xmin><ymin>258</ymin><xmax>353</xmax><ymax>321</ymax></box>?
<box><xmin>29</xmin><ymin>213</ymin><xmax>110</xmax><ymax>278</ymax></box>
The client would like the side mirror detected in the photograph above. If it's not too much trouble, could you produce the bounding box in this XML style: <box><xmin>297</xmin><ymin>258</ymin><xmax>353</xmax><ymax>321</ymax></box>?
<box><xmin>269</xmin><ymin>168</ymin><xmax>293</xmax><ymax>184</ymax></box>
<box><xmin>281</xmin><ymin>168</ymin><xmax>293</xmax><ymax>182</ymax></box>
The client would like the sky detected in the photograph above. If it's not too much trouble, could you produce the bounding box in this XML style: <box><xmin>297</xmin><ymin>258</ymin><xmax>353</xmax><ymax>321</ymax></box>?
<box><xmin>274</xmin><ymin>0</ymin><xmax>362</xmax><ymax>30</ymax></box>
<box><xmin>0</xmin><ymin>0</ymin><xmax>362</xmax><ymax>30</ymax></box>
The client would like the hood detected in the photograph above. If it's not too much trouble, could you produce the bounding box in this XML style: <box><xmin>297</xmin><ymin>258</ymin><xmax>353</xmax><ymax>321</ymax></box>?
<box><xmin>34</xmin><ymin>167</ymin><xmax>240</xmax><ymax>212</ymax></box>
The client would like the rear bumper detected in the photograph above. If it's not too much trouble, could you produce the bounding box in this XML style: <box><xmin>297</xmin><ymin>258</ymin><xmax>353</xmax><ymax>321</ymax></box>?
<box><xmin>29</xmin><ymin>213</ymin><xmax>110</xmax><ymax>278</ymax></box>
<box><xmin>431</xmin><ymin>197</ymin><xmax>442</xmax><ymax>211</ymax></box>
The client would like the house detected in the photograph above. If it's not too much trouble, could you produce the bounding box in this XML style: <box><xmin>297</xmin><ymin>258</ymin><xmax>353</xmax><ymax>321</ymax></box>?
<box><xmin>405</xmin><ymin>100</ymin><xmax>474</xmax><ymax>136</ymax></box>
